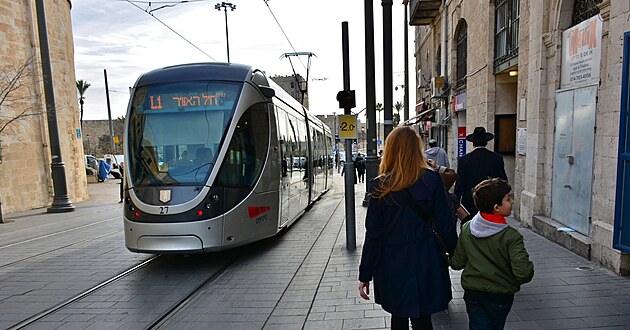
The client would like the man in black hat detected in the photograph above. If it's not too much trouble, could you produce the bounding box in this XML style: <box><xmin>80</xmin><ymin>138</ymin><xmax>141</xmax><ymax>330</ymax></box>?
<box><xmin>454</xmin><ymin>126</ymin><xmax>508</xmax><ymax>222</ymax></box>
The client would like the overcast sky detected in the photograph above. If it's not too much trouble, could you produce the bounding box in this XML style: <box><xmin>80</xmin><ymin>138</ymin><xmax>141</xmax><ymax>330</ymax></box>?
<box><xmin>71</xmin><ymin>0</ymin><xmax>416</xmax><ymax>121</ymax></box>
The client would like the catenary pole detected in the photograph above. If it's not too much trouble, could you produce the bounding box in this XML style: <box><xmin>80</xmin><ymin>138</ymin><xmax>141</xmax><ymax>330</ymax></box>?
<box><xmin>104</xmin><ymin>69</ymin><xmax>115</xmax><ymax>153</ymax></box>
<box><xmin>362</xmin><ymin>0</ymin><xmax>377</xmax><ymax>207</ymax></box>
<box><xmin>340</xmin><ymin>22</ymin><xmax>356</xmax><ymax>250</ymax></box>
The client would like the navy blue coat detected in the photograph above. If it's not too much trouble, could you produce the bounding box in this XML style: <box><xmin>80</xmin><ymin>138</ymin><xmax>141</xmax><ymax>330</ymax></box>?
<box><xmin>454</xmin><ymin>147</ymin><xmax>508</xmax><ymax>216</ymax></box>
<box><xmin>358</xmin><ymin>170</ymin><xmax>458</xmax><ymax>317</ymax></box>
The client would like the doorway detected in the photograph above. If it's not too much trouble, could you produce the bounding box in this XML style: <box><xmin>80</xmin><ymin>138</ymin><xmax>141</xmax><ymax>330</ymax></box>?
<box><xmin>551</xmin><ymin>85</ymin><xmax>598</xmax><ymax>235</ymax></box>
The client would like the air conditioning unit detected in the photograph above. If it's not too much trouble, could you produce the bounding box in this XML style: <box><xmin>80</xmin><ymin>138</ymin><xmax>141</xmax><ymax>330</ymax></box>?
<box><xmin>431</xmin><ymin>76</ymin><xmax>444</xmax><ymax>98</ymax></box>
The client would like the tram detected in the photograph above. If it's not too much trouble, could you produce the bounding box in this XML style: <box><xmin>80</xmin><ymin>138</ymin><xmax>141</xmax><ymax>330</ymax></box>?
<box><xmin>122</xmin><ymin>63</ymin><xmax>333</xmax><ymax>253</ymax></box>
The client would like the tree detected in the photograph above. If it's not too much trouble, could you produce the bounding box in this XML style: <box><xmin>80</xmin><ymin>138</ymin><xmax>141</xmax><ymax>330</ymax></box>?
<box><xmin>0</xmin><ymin>56</ymin><xmax>42</xmax><ymax>223</ymax></box>
<box><xmin>76</xmin><ymin>80</ymin><xmax>91</xmax><ymax>130</ymax></box>
<box><xmin>375</xmin><ymin>102</ymin><xmax>383</xmax><ymax>144</ymax></box>
<box><xmin>393</xmin><ymin>101</ymin><xmax>403</xmax><ymax>127</ymax></box>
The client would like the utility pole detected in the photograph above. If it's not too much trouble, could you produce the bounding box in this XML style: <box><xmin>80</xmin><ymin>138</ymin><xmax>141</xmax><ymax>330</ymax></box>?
<box><xmin>215</xmin><ymin>2</ymin><xmax>236</xmax><ymax>62</ymax></box>
<box><xmin>403</xmin><ymin>1</ymin><xmax>410</xmax><ymax>122</ymax></box>
<box><xmin>382</xmin><ymin>0</ymin><xmax>394</xmax><ymax>138</ymax></box>
<box><xmin>104</xmin><ymin>69</ymin><xmax>114</xmax><ymax>154</ymax></box>
<box><xmin>362</xmin><ymin>0</ymin><xmax>377</xmax><ymax>207</ymax></box>
<box><xmin>35</xmin><ymin>0</ymin><xmax>74</xmax><ymax>213</ymax></box>
<box><xmin>337</xmin><ymin>22</ymin><xmax>357</xmax><ymax>250</ymax></box>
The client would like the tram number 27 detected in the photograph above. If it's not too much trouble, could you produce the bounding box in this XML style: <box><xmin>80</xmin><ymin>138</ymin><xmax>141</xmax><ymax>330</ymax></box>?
<box><xmin>160</xmin><ymin>207</ymin><xmax>169</xmax><ymax>214</ymax></box>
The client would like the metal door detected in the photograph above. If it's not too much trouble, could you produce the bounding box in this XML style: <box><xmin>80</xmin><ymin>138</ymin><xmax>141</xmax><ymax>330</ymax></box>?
<box><xmin>551</xmin><ymin>85</ymin><xmax>598</xmax><ymax>234</ymax></box>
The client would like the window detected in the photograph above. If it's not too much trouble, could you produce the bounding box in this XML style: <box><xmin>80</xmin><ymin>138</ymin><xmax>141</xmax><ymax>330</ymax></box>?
<box><xmin>435</xmin><ymin>46</ymin><xmax>441</xmax><ymax>77</ymax></box>
<box><xmin>494</xmin><ymin>115</ymin><xmax>516</xmax><ymax>154</ymax></box>
<box><xmin>215</xmin><ymin>104</ymin><xmax>269</xmax><ymax>188</ymax></box>
<box><xmin>572</xmin><ymin>0</ymin><xmax>602</xmax><ymax>26</ymax></box>
<box><xmin>455</xmin><ymin>20</ymin><xmax>468</xmax><ymax>90</ymax></box>
<box><xmin>494</xmin><ymin>0</ymin><xmax>519</xmax><ymax>72</ymax></box>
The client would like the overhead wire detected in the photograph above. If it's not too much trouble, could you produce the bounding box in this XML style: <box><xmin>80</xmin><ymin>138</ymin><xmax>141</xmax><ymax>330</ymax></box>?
<box><xmin>122</xmin><ymin>0</ymin><xmax>216</xmax><ymax>61</ymax></box>
<box><xmin>262</xmin><ymin>0</ymin><xmax>307</xmax><ymax>72</ymax></box>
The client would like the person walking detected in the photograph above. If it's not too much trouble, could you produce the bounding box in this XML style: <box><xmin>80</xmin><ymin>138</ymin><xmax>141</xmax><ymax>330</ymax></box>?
<box><xmin>450</xmin><ymin>178</ymin><xmax>534</xmax><ymax>329</ymax></box>
<box><xmin>355</xmin><ymin>153</ymin><xmax>366</xmax><ymax>183</ymax></box>
<box><xmin>118</xmin><ymin>161</ymin><xmax>125</xmax><ymax>203</ymax></box>
<box><xmin>425</xmin><ymin>139</ymin><xmax>449</xmax><ymax>168</ymax></box>
<box><xmin>454</xmin><ymin>127</ymin><xmax>508</xmax><ymax>223</ymax></box>
<box><xmin>358</xmin><ymin>126</ymin><xmax>458</xmax><ymax>330</ymax></box>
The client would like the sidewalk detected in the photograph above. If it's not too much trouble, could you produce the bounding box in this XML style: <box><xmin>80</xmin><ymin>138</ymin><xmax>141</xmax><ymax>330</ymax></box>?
<box><xmin>307</xmin><ymin>178</ymin><xmax>630</xmax><ymax>329</ymax></box>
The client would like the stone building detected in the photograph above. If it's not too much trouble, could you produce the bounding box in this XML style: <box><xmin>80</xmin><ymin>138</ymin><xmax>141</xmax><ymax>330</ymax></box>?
<box><xmin>81</xmin><ymin>119</ymin><xmax>125</xmax><ymax>157</ymax></box>
<box><xmin>0</xmin><ymin>0</ymin><xmax>88</xmax><ymax>215</ymax></box>
<box><xmin>271</xmin><ymin>75</ymin><xmax>310</xmax><ymax>109</ymax></box>
<box><xmin>409</xmin><ymin>0</ymin><xmax>630</xmax><ymax>274</ymax></box>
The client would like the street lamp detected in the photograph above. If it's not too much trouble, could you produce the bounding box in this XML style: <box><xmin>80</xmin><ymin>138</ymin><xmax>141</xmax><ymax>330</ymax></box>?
<box><xmin>215</xmin><ymin>2</ymin><xmax>236</xmax><ymax>62</ymax></box>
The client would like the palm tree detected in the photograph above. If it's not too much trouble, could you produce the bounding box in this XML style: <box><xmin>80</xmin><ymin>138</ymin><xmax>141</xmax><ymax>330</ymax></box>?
<box><xmin>393</xmin><ymin>101</ymin><xmax>403</xmax><ymax>127</ymax></box>
<box><xmin>76</xmin><ymin>80</ymin><xmax>91</xmax><ymax>130</ymax></box>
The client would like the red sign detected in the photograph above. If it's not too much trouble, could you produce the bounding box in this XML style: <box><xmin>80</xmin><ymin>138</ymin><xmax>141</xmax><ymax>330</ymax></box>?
<box><xmin>248</xmin><ymin>206</ymin><xmax>271</xmax><ymax>219</ymax></box>
<box><xmin>458</xmin><ymin>127</ymin><xmax>467</xmax><ymax>138</ymax></box>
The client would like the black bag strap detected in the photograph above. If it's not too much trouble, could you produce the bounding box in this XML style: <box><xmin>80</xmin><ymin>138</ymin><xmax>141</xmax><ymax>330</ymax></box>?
<box><xmin>399</xmin><ymin>189</ymin><xmax>450</xmax><ymax>262</ymax></box>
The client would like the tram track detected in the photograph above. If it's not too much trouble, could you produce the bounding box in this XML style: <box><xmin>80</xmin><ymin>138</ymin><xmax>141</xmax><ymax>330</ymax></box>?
<box><xmin>7</xmin><ymin>255</ymin><xmax>161</xmax><ymax>330</ymax></box>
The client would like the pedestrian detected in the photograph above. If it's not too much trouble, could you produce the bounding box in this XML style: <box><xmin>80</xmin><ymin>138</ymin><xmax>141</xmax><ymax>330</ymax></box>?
<box><xmin>355</xmin><ymin>154</ymin><xmax>366</xmax><ymax>183</ymax></box>
<box><xmin>118</xmin><ymin>161</ymin><xmax>125</xmax><ymax>203</ymax></box>
<box><xmin>454</xmin><ymin>127</ymin><xmax>508</xmax><ymax>223</ymax></box>
<box><xmin>425</xmin><ymin>139</ymin><xmax>449</xmax><ymax>168</ymax></box>
<box><xmin>358</xmin><ymin>126</ymin><xmax>458</xmax><ymax>330</ymax></box>
<box><xmin>450</xmin><ymin>178</ymin><xmax>534</xmax><ymax>330</ymax></box>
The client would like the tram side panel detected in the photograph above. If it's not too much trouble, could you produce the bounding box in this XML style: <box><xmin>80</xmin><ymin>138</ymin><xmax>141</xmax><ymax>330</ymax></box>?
<box><xmin>219</xmin><ymin>102</ymin><xmax>280</xmax><ymax>248</ymax></box>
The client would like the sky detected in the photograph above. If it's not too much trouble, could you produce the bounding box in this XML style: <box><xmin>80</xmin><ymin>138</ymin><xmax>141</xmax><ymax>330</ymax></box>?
<box><xmin>71</xmin><ymin>0</ymin><xmax>416</xmax><ymax>121</ymax></box>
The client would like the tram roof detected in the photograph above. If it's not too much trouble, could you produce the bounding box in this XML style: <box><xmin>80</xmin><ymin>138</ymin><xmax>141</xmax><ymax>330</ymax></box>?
<box><xmin>134</xmin><ymin>62</ymin><xmax>254</xmax><ymax>87</ymax></box>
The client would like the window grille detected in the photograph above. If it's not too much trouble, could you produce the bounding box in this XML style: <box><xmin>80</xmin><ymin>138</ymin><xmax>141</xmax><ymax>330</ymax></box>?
<box><xmin>494</xmin><ymin>0</ymin><xmax>519</xmax><ymax>72</ymax></box>
<box><xmin>572</xmin><ymin>0</ymin><xmax>601</xmax><ymax>26</ymax></box>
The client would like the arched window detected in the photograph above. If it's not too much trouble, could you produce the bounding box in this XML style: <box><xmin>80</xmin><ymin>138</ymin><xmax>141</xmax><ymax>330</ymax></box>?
<box><xmin>572</xmin><ymin>0</ymin><xmax>602</xmax><ymax>26</ymax></box>
<box><xmin>455</xmin><ymin>20</ymin><xmax>468</xmax><ymax>90</ymax></box>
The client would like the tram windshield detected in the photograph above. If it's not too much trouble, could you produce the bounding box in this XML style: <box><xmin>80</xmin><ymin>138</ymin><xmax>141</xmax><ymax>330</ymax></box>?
<box><xmin>127</xmin><ymin>81</ymin><xmax>242</xmax><ymax>187</ymax></box>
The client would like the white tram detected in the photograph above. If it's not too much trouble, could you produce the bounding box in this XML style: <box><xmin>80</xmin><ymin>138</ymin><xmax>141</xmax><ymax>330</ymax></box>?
<box><xmin>122</xmin><ymin>63</ymin><xmax>333</xmax><ymax>253</ymax></box>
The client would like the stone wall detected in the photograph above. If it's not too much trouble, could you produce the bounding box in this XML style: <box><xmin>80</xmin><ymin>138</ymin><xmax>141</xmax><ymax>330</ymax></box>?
<box><xmin>0</xmin><ymin>0</ymin><xmax>88</xmax><ymax>214</ymax></box>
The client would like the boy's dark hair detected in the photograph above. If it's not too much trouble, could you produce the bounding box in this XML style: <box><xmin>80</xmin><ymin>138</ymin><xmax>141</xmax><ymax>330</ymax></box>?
<box><xmin>472</xmin><ymin>178</ymin><xmax>511</xmax><ymax>213</ymax></box>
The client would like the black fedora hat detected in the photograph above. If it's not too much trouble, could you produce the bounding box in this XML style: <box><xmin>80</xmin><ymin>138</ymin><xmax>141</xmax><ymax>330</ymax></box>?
<box><xmin>466</xmin><ymin>127</ymin><xmax>494</xmax><ymax>143</ymax></box>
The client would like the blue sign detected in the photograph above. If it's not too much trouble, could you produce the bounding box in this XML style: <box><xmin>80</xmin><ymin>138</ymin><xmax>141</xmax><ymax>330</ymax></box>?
<box><xmin>76</xmin><ymin>128</ymin><xmax>82</xmax><ymax>138</ymax></box>
<box><xmin>457</xmin><ymin>138</ymin><xmax>466</xmax><ymax>158</ymax></box>
<box><xmin>377</xmin><ymin>139</ymin><xmax>382</xmax><ymax>146</ymax></box>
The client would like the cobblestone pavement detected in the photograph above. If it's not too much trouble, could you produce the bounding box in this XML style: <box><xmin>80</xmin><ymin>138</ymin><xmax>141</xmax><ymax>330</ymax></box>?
<box><xmin>1</xmin><ymin>177</ymin><xmax>630</xmax><ymax>329</ymax></box>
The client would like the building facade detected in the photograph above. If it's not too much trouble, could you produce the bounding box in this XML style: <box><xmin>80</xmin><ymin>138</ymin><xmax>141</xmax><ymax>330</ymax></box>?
<box><xmin>0</xmin><ymin>0</ymin><xmax>88</xmax><ymax>215</ymax></box>
<box><xmin>409</xmin><ymin>0</ymin><xmax>630</xmax><ymax>274</ymax></box>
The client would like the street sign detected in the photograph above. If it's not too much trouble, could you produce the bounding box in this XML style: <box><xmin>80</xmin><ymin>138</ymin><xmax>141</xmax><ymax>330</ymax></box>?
<box><xmin>338</xmin><ymin>115</ymin><xmax>357</xmax><ymax>139</ymax></box>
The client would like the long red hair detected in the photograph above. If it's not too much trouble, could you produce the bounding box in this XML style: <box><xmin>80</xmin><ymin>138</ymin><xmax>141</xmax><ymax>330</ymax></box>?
<box><xmin>373</xmin><ymin>126</ymin><xmax>430</xmax><ymax>199</ymax></box>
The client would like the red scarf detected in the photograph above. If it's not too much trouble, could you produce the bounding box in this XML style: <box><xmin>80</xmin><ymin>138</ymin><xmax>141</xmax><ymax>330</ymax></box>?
<box><xmin>480</xmin><ymin>212</ymin><xmax>507</xmax><ymax>224</ymax></box>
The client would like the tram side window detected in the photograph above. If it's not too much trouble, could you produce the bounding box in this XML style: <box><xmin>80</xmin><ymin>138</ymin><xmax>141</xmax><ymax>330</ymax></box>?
<box><xmin>216</xmin><ymin>104</ymin><xmax>270</xmax><ymax>188</ymax></box>
<box><xmin>277</xmin><ymin>108</ymin><xmax>289</xmax><ymax>177</ymax></box>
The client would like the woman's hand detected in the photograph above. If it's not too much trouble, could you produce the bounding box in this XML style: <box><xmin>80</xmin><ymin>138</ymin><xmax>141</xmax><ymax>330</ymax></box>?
<box><xmin>358</xmin><ymin>282</ymin><xmax>370</xmax><ymax>300</ymax></box>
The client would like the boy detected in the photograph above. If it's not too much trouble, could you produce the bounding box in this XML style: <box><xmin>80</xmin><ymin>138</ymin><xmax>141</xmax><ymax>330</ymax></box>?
<box><xmin>450</xmin><ymin>178</ymin><xmax>534</xmax><ymax>330</ymax></box>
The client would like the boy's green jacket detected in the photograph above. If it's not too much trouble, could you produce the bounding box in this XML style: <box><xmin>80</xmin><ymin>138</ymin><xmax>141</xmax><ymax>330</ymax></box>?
<box><xmin>450</xmin><ymin>217</ymin><xmax>534</xmax><ymax>294</ymax></box>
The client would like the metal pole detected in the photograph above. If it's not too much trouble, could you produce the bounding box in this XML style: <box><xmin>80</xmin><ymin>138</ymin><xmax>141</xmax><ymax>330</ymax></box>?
<box><xmin>341</xmin><ymin>22</ymin><xmax>356</xmax><ymax>251</ymax></box>
<box><xmin>382</xmin><ymin>0</ymin><xmax>394</xmax><ymax>139</ymax></box>
<box><xmin>224</xmin><ymin>8</ymin><xmax>230</xmax><ymax>62</ymax></box>
<box><xmin>104</xmin><ymin>69</ymin><xmax>114</xmax><ymax>153</ymax></box>
<box><xmin>403</xmin><ymin>2</ymin><xmax>409</xmax><ymax>122</ymax></box>
<box><xmin>35</xmin><ymin>0</ymin><xmax>74</xmax><ymax>213</ymax></box>
<box><xmin>362</xmin><ymin>0</ymin><xmax>377</xmax><ymax>207</ymax></box>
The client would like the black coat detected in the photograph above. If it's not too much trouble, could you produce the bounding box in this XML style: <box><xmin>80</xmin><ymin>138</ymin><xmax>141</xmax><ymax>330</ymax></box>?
<box><xmin>454</xmin><ymin>147</ymin><xmax>508</xmax><ymax>216</ymax></box>
<box><xmin>358</xmin><ymin>170</ymin><xmax>458</xmax><ymax>317</ymax></box>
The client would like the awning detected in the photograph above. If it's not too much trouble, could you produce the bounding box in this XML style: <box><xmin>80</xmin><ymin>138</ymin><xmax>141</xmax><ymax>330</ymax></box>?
<box><xmin>402</xmin><ymin>107</ymin><xmax>436</xmax><ymax>126</ymax></box>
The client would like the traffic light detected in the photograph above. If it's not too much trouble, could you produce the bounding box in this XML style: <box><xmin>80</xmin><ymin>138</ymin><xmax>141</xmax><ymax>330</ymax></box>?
<box><xmin>336</xmin><ymin>90</ymin><xmax>356</xmax><ymax>109</ymax></box>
